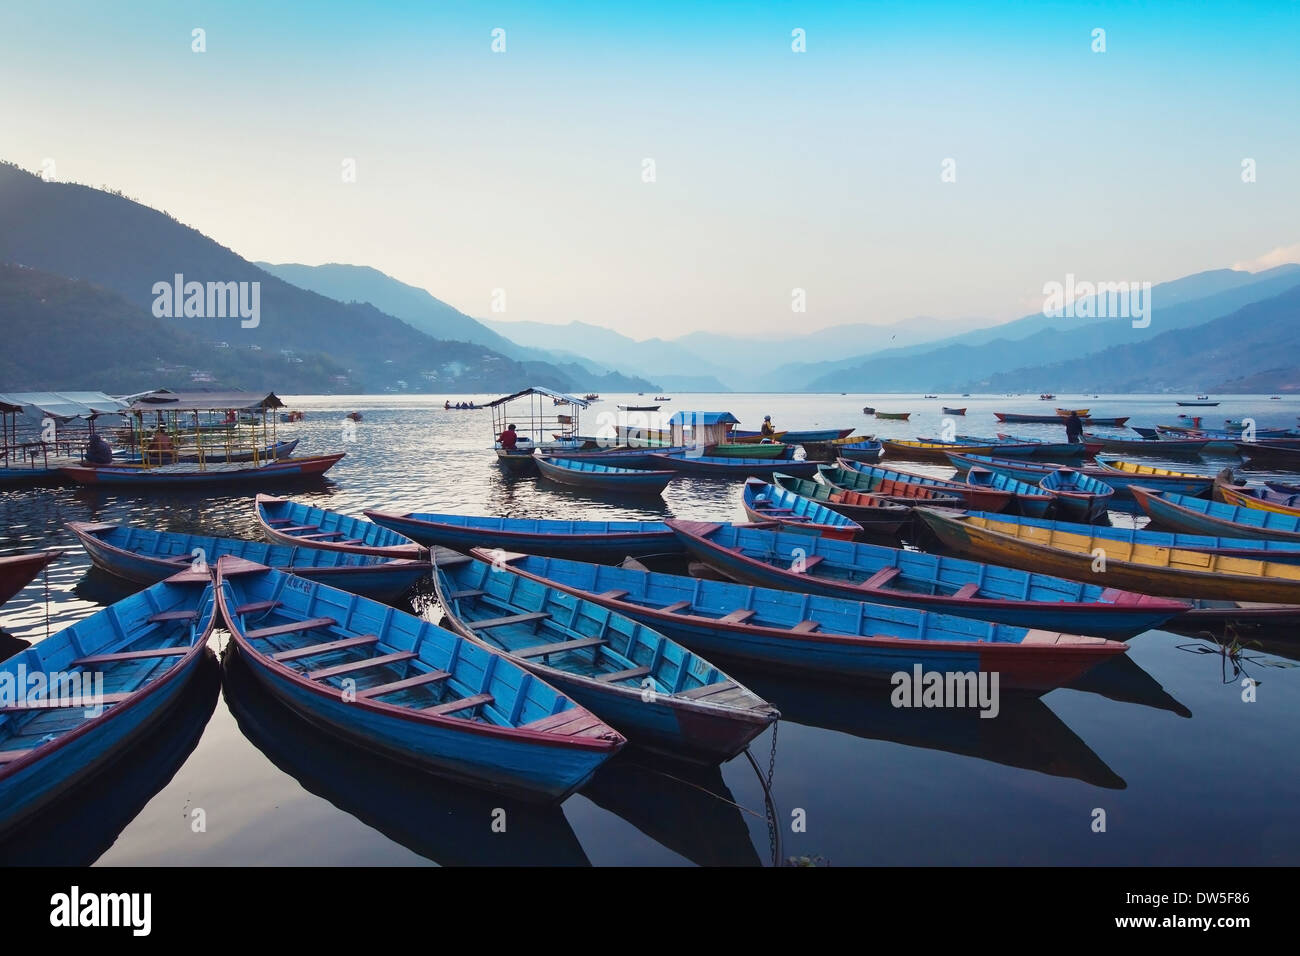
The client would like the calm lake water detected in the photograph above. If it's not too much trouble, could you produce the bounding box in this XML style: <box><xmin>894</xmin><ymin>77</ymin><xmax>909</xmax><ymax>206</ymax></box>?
<box><xmin>3</xmin><ymin>392</ymin><xmax>1299</xmax><ymax>866</ymax></box>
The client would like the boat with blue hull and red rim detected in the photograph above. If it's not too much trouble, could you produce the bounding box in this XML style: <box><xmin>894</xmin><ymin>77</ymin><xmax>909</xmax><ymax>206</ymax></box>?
<box><xmin>363</xmin><ymin>511</ymin><xmax>683</xmax><ymax>561</ymax></box>
<box><xmin>534</xmin><ymin>456</ymin><xmax>674</xmax><ymax>496</ymax></box>
<box><xmin>432</xmin><ymin>551</ymin><xmax>778</xmax><ymax>763</ymax></box>
<box><xmin>67</xmin><ymin>521</ymin><xmax>429</xmax><ymax>603</ymax></box>
<box><xmin>256</xmin><ymin>494</ymin><xmax>424</xmax><ymax>559</ymax></box>
<box><xmin>477</xmin><ymin>549</ymin><xmax>1130</xmax><ymax>691</ymax></box>
<box><xmin>216</xmin><ymin>557</ymin><xmax>624</xmax><ymax>801</ymax></box>
<box><xmin>665</xmin><ymin>519</ymin><xmax>1187</xmax><ymax>638</ymax></box>
<box><xmin>0</xmin><ymin>571</ymin><xmax>215</xmax><ymax>837</ymax></box>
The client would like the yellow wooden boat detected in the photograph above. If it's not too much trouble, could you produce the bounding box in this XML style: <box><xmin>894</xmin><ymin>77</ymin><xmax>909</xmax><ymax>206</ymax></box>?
<box><xmin>1096</xmin><ymin>459</ymin><xmax>1205</xmax><ymax>480</ymax></box>
<box><xmin>1217</xmin><ymin>482</ymin><xmax>1300</xmax><ymax>516</ymax></box>
<box><xmin>881</xmin><ymin>439</ymin><xmax>1002</xmax><ymax>462</ymax></box>
<box><xmin>916</xmin><ymin>508</ymin><xmax>1300</xmax><ymax>602</ymax></box>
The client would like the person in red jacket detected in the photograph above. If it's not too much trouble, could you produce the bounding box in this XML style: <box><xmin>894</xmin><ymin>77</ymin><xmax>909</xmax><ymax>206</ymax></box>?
<box><xmin>498</xmin><ymin>423</ymin><xmax>519</xmax><ymax>451</ymax></box>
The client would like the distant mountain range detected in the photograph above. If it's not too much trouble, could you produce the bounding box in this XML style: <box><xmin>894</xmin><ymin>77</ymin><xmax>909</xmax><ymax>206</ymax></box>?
<box><xmin>0</xmin><ymin>263</ymin><xmax>355</xmax><ymax>393</ymax></box>
<box><xmin>974</xmin><ymin>282</ymin><xmax>1300</xmax><ymax>393</ymax></box>
<box><xmin>794</xmin><ymin>266</ymin><xmax>1300</xmax><ymax>393</ymax></box>
<box><xmin>481</xmin><ymin>314</ymin><xmax>997</xmax><ymax>391</ymax></box>
<box><xmin>3</xmin><ymin>158</ymin><xmax>1296</xmax><ymax>396</ymax></box>
<box><xmin>0</xmin><ymin>161</ymin><xmax>654</xmax><ymax>394</ymax></box>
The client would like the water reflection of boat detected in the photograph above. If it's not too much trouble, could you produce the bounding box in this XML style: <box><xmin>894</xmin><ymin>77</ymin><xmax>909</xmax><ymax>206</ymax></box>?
<box><xmin>1060</xmin><ymin>652</ymin><xmax>1191</xmax><ymax>717</ymax></box>
<box><xmin>221</xmin><ymin>652</ymin><xmax>591</xmax><ymax>866</ymax></box>
<box><xmin>0</xmin><ymin>652</ymin><xmax>219</xmax><ymax>865</ymax></box>
<box><xmin>732</xmin><ymin>666</ymin><xmax>1125</xmax><ymax>789</ymax></box>
<box><xmin>579</xmin><ymin>753</ymin><xmax>763</xmax><ymax>867</ymax></box>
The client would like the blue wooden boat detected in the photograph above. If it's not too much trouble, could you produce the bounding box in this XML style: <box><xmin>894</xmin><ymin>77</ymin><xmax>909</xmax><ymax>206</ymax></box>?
<box><xmin>0</xmin><ymin>572</ymin><xmax>215</xmax><ymax>837</ymax></box>
<box><xmin>363</xmin><ymin>511</ymin><xmax>682</xmax><ymax>561</ymax></box>
<box><xmin>647</xmin><ymin>452</ymin><xmax>827</xmax><ymax>479</ymax></box>
<box><xmin>533</xmin><ymin>445</ymin><xmax>690</xmax><ymax>468</ymax></box>
<box><xmin>836</xmin><ymin>439</ymin><xmax>883</xmax><ymax>463</ymax></box>
<box><xmin>534</xmin><ymin>456</ymin><xmax>674</xmax><ymax>496</ymax></box>
<box><xmin>825</xmin><ymin>462</ymin><xmax>992</xmax><ymax>510</ymax></box>
<box><xmin>479</xmin><ymin>550</ymin><xmax>1130</xmax><ymax>691</ymax></box>
<box><xmin>991</xmin><ymin>434</ymin><xmax>1098</xmax><ymax>458</ymax></box>
<box><xmin>1082</xmin><ymin>432</ymin><xmax>1210</xmax><ymax>454</ymax></box>
<box><xmin>1038</xmin><ymin>468</ymin><xmax>1114</xmax><ymax>522</ymax></box>
<box><xmin>958</xmin><ymin>435</ymin><xmax>1091</xmax><ymax>459</ymax></box>
<box><xmin>946</xmin><ymin>453</ymin><xmax>1214</xmax><ymax>498</ymax></box>
<box><xmin>664</xmin><ymin>519</ymin><xmax>1186</xmax><ymax>638</ymax></box>
<box><xmin>1130</xmin><ymin>486</ymin><xmax>1300</xmax><ymax>542</ymax></box>
<box><xmin>67</xmin><ymin>521</ymin><xmax>429</xmax><ymax>602</ymax></box>
<box><xmin>431</xmin><ymin>552</ymin><xmax>777</xmax><ymax>763</ymax></box>
<box><xmin>256</xmin><ymin>494</ymin><xmax>424</xmax><ymax>559</ymax></box>
<box><xmin>0</xmin><ymin>464</ymin><xmax>65</xmax><ymax>486</ymax></box>
<box><xmin>776</xmin><ymin>427</ymin><xmax>855</xmax><ymax>443</ymax></box>
<box><xmin>58</xmin><ymin>453</ymin><xmax>345</xmax><ymax>486</ymax></box>
<box><xmin>742</xmin><ymin>477</ymin><xmax>864</xmax><ymax>540</ymax></box>
<box><xmin>220</xmin><ymin>651</ymin><xmax>590</xmax><ymax>866</ymax></box>
<box><xmin>216</xmin><ymin>557</ymin><xmax>624</xmax><ymax>800</ymax></box>
<box><xmin>772</xmin><ymin>472</ymin><xmax>911</xmax><ymax>535</ymax></box>
<box><xmin>947</xmin><ymin>510</ymin><xmax>1300</xmax><ymax>565</ymax></box>
<box><xmin>964</xmin><ymin>467</ymin><xmax>1054</xmax><ymax>518</ymax></box>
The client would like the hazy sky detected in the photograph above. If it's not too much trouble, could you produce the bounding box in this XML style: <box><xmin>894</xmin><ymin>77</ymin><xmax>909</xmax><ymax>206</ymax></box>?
<box><xmin>3</xmin><ymin>1</ymin><xmax>1298</xmax><ymax>338</ymax></box>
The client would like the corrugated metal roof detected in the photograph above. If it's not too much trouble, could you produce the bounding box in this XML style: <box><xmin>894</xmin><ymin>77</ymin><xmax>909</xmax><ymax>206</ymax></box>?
<box><xmin>126</xmin><ymin>391</ymin><xmax>284</xmax><ymax>412</ymax></box>
<box><xmin>667</xmin><ymin>411</ymin><xmax>740</xmax><ymax>426</ymax></box>
<box><xmin>0</xmin><ymin>391</ymin><xmax>131</xmax><ymax>421</ymax></box>
<box><xmin>485</xmin><ymin>386</ymin><xmax>590</xmax><ymax>409</ymax></box>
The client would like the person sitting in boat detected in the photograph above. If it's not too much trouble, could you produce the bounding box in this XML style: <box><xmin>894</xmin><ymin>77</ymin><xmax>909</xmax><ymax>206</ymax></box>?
<box><xmin>760</xmin><ymin>415</ymin><xmax>776</xmax><ymax>438</ymax></box>
<box><xmin>444</xmin><ymin>400</ymin><xmax>451</xmax><ymax>410</ymax></box>
<box><xmin>145</xmin><ymin>425</ymin><xmax>174</xmax><ymax>464</ymax></box>
<box><xmin>85</xmin><ymin>432</ymin><xmax>113</xmax><ymax>465</ymax></box>
<box><xmin>1065</xmin><ymin>411</ymin><xmax>1084</xmax><ymax>444</ymax></box>
<box><xmin>499</xmin><ymin>423</ymin><xmax>519</xmax><ymax>451</ymax></box>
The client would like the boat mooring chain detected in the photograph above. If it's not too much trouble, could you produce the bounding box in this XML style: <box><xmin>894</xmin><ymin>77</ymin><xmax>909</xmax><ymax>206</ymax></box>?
<box><xmin>742</xmin><ymin>720</ymin><xmax>782</xmax><ymax>867</ymax></box>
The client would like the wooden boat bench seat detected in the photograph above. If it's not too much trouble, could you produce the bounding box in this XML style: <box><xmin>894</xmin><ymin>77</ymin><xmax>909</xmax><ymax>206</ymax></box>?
<box><xmin>519</xmin><ymin>709</ymin><xmax>609</xmax><ymax>736</ymax></box>
<box><xmin>338</xmin><ymin>539</ymin><xmax>364</xmax><ymax>545</ymax></box>
<box><xmin>792</xmin><ymin>620</ymin><xmax>821</xmax><ymax>633</ymax></box>
<box><xmin>595</xmin><ymin>666</ymin><xmax>651</xmax><ymax>683</ymax></box>
<box><xmin>71</xmin><ymin>647</ymin><xmax>188</xmax><ymax>666</ymax></box>
<box><xmin>272</xmin><ymin>635</ymin><xmax>379</xmax><ymax>662</ymax></box>
<box><xmin>424</xmin><ymin>692</ymin><xmax>494</xmax><ymax>717</ymax></box>
<box><xmin>676</xmin><ymin>680</ymin><xmax>738</xmax><ymax>700</ymax></box>
<box><xmin>307</xmin><ymin>651</ymin><xmax>417</xmax><ymax>681</ymax></box>
<box><xmin>0</xmin><ymin>749</ymin><xmax>34</xmax><ymax>764</ymax></box>
<box><xmin>445</xmin><ymin>589</ymin><xmax>486</xmax><ymax>600</ymax></box>
<box><xmin>279</xmin><ymin>524</ymin><xmax>321</xmax><ymax>533</ymax></box>
<box><xmin>470</xmin><ymin>611</ymin><xmax>551</xmax><ymax>630</ymax></box>
<box><xmin>299</xmin><ymin>531</ymin><xmax>347</xmax><ymax>540</ymax></box>
<box><xmin>245</xmin><ymin>617</ymin><xmax>337</xmax><ymax>639</ymax></box>
<box><xmin>357</xmin><ymin>670</ymin><xmax>451</xmax><ymax>698</ymax></box>
<box><xmin>792</xmin><ymin>554</ymin><xmax>825</xmax><ymax>573</ymax></box>
<box><xmin>597</xmin><ymin>589</ymin><xmax>629</xmax><ymax>600</ymax></box>
<box><xmin>660</xmin><ymin>600</ymin><xmax>692</xmax><ymax>614</ymax></box>
<box><xmin>720</xmin><ymin>609</ymin><xmax>756</xmax><ymax>624</ymax></box>
<box><xmin>0</xmin><ymin>692</ymin><xmax>132</xmax><ymax>714</ymax></box>
<box><xmin>951</xmin><ymin>583</ymin><xmax>981</xmax><ymax>600</ymax></box>
<box><xmin>233</xmin><ymin>600</ymin><xmax>281</xmax><ymax>615</ymax></box>
<box><xmin>860</xmin><ymin>567</ymin><xmax>902</xmax><ymax>589</ymax></box>
<box><xmin>149</xmin><ymin>609</ymin><xmax>199</xmax><ymax>623</ymax></box>
<box><xmin>513</xmin><ymin>636</ymin><xmax>607</xmax><ymax>659</ymax></box>
<box><xmin>264</xmin><ymin>518</ymin><xmax>295</xmax><ymax>525</ymax></box>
